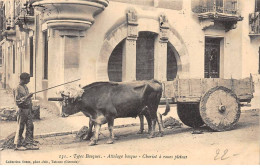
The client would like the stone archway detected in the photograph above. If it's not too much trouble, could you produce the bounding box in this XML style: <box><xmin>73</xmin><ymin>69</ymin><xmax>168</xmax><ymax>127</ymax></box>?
<box><xmin>97</xmin><ymin>23</ymin><xmax>127</xmax><ymax>81</ymax></box>
<box><xmin>97</xmin><ymin>17</ymin><xmax>189</xmax><ymax>81</ymax></box>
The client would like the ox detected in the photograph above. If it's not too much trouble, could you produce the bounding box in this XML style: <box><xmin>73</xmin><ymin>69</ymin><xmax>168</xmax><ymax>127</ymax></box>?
<box><xmin>61</xmin><ymin>80</ymin><xmax>170</xmax><ymax>146</ymax></box>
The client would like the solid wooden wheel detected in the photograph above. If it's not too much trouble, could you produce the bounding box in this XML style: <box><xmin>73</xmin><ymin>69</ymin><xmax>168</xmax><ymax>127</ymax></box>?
<box><xmin>177</xmin><ymin>103</ymin><xmax>204</xmax><ymax>128</ymax></box>
<box><xmin>200</xmin><ymin>86</ymin><xmax>241</xmax><ymax>131</ymax></box>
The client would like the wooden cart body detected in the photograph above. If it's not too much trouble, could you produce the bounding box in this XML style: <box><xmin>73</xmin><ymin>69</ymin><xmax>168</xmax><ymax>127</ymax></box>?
<box><xmin>163</xmin><ymin>77</ymin><xmax>254</xmax><ymax>104</ymax></box>
<box><xmin>161</xmin><ymin>76</ymin><xmax>254</xmax><ymax>131</ymax></box>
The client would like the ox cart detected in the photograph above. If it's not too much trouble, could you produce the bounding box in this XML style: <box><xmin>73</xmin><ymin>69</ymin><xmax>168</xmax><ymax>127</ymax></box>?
<box><xmin>161</xmin><ymin>76</ymin><xmax>254</xmax><ymax>131</ymax></box>
<box><xmin>47</xmin><ymin>76</ymin><xmax>254</xmax><ymax>133</ymax></box>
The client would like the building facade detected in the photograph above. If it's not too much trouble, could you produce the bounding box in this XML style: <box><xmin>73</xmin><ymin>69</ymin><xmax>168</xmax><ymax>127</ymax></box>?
<box><xmin>0</xmin><ymin>0</ymin><xmax>259</xmax><ymax>102</ymax></box>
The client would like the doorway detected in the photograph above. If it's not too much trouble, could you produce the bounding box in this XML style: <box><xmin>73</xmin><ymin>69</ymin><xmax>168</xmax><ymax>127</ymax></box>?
<box><xmin>204</xmin><ymin>37</ymin><xmax>222</xmax><ymax>78</ymax></box>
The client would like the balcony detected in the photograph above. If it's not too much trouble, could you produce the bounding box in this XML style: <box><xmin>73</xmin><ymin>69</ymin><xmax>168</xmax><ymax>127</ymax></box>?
<box><xmin>14</xmin><ymin>0</ymin><xmax>35</xmax><ymax>32</ymax></box>
<box><xmin>249</xmin><ymin>12</ymin><xmax>260</xmax><ymax>36</ymax></box>
<box><xmin>32</xmin><ymin>0</ymin><xmax>109</xmax><ymax>31</ymax></box>
<box><xmin>192</xmin><ymin>0</ymin><xmax>243</xmax><ymax>31</ymax></box>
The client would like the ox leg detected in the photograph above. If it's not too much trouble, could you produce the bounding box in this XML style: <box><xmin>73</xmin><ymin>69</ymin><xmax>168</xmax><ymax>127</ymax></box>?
<box><xmin>160</xmin><ymin>113</ymin><xmax>165</xmax><ymax>128</ymax></box>
<box><xmin>157</xmin><ymin>113</ymin><xmax>164</xmax><ymax>137</ymax></box>
<box><xmin>106</xmin><ymin>119</ymin><xmax>115</xmax><ymax>144</ymax></box>
<box><xmin>144</xmin><ymin>114</ymin><xmax>152</xmax><ymax>134</ymax></box>
<box><xmin>89</xmin><ymin>123</ymin><xmax>101</xmax><ymax>146</ymax></box>
<box><xmin>137</xmin><ymin>115</ymin><xmax>144</xmax><ymax>134</ymax></box>
<box><xmin>148</xmin><ymin>119</ymin><xmax>156</xmax><ymax>138</ymax></box>
<box><xmin>83</xmin><ymin>120</ymin><xmax>94</xmax><ymax>140</ymax></box>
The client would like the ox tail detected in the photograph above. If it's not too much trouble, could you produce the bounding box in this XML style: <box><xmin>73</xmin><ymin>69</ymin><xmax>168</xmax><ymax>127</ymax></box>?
<box><xmin>161</xmin><ymin>83</ymin><xmax>170</xmax><ymax>116</ymax></box>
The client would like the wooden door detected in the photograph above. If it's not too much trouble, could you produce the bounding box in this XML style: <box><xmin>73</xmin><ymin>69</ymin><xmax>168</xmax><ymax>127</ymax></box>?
<box><xmin>136</xmin><ymin>31</ymin><xmax>155</xmax><ymax>80</ymax></box>
<box><xmin>204</xmin><ymin>38</ymin><xmax>221</xmax><ymax>78</ymax></box>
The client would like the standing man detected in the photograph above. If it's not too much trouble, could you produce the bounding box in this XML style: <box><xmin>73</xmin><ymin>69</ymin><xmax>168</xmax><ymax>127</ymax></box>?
<box><xmin>14</xmin><ymin>72</ymin><xmax>39</xmax><ymax>150</ymax></box>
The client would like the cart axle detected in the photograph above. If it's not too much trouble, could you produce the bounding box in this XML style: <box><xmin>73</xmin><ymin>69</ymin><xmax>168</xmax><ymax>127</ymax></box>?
<box><xmin>218</xmin><ymin>105</ymin><xmax>226</xmax><ymax>113</ymax></box>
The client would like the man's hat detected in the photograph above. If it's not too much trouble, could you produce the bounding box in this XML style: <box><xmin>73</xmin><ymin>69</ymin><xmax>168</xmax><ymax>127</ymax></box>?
<box><xmin>20</xmin><ymin>72</ymin><xmax>30</xmax><ymax>79</ymax></box>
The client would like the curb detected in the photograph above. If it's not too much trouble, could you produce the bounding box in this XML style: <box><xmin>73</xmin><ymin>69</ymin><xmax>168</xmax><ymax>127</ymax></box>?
<box><xmin>35</xmin><ymin>123</ymin><xmax>140</xmax><ymax>139</ymax></box>
<box><xmin>35</xmin><ymin>131</ymin><xmax>78</xmax><ymax>139</ymax></box>
<box><xmin>0</xmin><ymin>123</ymin><xmax>141</xmax><ymax>143</ymax></box>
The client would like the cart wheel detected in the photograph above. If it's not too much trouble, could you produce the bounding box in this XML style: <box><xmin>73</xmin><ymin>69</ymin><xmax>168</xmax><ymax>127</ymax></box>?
<box><xmin>200</xmin><ymin>86</ymin><xmax>241</xmax><ymax>131</ymax></box>
<box><xmin>177</xmin><ymin>103</ymin><xmax>204</xmax><ymax>128</ymax></box>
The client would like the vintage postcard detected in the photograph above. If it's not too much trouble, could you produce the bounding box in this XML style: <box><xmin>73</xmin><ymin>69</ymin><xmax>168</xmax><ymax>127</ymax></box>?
<box><xmin>0</xmin><ymin>0</ymin><xmax>259</xmax><ymax>165</ymax></box>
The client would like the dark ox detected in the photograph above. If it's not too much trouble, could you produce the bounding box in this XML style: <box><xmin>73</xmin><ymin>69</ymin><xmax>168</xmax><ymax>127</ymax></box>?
<box><xmin>61</xmin><ymin>80</ymin><xmax>170</xmax><ymax>146</ymax></box>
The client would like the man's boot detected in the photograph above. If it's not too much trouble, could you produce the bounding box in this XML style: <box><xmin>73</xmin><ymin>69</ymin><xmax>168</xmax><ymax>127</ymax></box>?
<box><xmin>25</xmin><ymin>143</ymin><xmax>39</xmax><ymax>150</ymax></box>
<box><xmin>14</xmin><ymin>145</ymin><xmax>27</xmax><ymax>151</ymax></box>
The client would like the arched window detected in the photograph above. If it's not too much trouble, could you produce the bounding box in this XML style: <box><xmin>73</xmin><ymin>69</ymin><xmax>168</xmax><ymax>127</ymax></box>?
<box><xmin>167</xmin><ymin>43</ymin><xmax>178</xmax><ymax>81</ymax></box>
<box><xmin>108</xmin><ymin>39</ymin><xmax>124</xmax><ymax>82</ymax></box>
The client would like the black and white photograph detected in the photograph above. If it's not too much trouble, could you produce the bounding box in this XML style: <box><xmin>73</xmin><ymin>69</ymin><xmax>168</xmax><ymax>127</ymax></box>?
<box><xmin>0</xmin><ymin>0</ymin><xmax>259</xmax><ymax>165</ymax></box>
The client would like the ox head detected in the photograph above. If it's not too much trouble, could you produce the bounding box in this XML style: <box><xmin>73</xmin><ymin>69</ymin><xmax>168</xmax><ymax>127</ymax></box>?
<box><xmin>60</xmin><ymin>91</ymin><xmax>81</xmax><ymax>117</ymax></box>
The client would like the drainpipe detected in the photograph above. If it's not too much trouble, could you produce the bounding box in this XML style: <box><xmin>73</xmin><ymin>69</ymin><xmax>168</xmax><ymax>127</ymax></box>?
<box><xmin>34</xmin><ymin>13</ymin><xmax>37</xmax><ymax>100</ymax></box>
<box><xmin>10</xmin><ymin>0</ymin><xmax>15</xmax><ymax>28</ymax></box>
<box><xmin>4</xmin><ymin>40</ymin><xmax>7</xmax><ymax>89</ymax></box>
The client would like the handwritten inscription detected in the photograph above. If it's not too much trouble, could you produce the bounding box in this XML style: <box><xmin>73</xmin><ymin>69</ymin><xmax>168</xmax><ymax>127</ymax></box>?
<box><xmin>214</xmin><ymin>149</ymin><xmax>229</xmax><ymax>160</ymax></box>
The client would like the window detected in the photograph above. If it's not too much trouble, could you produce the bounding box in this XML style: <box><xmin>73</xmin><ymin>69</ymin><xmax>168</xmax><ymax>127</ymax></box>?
<box><xmin>30</xmin><ymin>37</ymin><xmax>33</xmax><ymax>77</ymax></box>
<box><xmin>13</xmin><ymin>45</ymin><xmax>15</xmax><ymax>74</ymax></box>
<box><xmin>167</xmin><ymin>43</ymin><xmax>178</xmax><ymax>81</ymax></box>
<box><xmin>108</xmin><ymin>40</ymin><xmax>123</xmax><ymax>82</ymax></box>
<box><xmin>43</xmin><ymin>31</ymin><xmax>48</xmax><ymax>79</ymax></box>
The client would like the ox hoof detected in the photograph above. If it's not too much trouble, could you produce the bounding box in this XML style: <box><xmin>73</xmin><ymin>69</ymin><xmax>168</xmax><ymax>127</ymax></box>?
<box><xmin>159</xmin><ymin>132</ymin><xmax>164</xmax><ymax>137</ymax></box>
<box><xmin>82</xmin><ymin>134</ymin><xmax>92</xmax><ymax>141</ymax></box>
<box><xmin>88</xmin><ymin>140</ymin><xmax>97</xmax><ymax>146</ymax></box>
<box><xmin>106</xmin><ymin>139</ymin><xmax>114</xmax><ymax>144</ymax></box>
<box><xmin>137</xmin><ymin>130</ymin><xmax>144</xmax><ymax>134</ymax></box>
<box><xmin>147</xmin><ymin>134</ymin><xmax>155</xmax><ymax>139</ymax></box>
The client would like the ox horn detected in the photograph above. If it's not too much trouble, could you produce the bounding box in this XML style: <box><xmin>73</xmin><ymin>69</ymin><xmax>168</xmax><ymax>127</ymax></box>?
<box><xmin>48</xmin><ymin>97</ymin><xmax>64</xmax><ymax>101</ymax></box>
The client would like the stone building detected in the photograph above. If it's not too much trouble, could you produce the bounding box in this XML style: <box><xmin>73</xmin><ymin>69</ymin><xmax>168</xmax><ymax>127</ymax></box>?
<box><xmin>0</xmin><ymin>0</ymin><xmax>259</xmax><ymax>102</ymax></box>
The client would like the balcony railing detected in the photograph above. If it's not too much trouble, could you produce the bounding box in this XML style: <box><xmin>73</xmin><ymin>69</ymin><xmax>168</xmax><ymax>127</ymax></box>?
<box><xmin>249</xmin><ymin>12</ymin><xmax>260</xmax><ymax>35</ymax></box>
<box><xmin>194</xmin><ymin>5</ymin><xmax>238</xmax><ymax>15</ymax></box>
<box><xmin>15</xmin><ymin>0</ymin><xmax>34</xmax><ymax>21</ymax></box>
<box><xmin>14</xmin><ymin>0</ymin><xmax>35</xmax><ymax>31</ymax></box>
<box><xmin>192</xmin><ymin>0</ymin><xmax>242</xmax><ymax>22</ymax></box>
